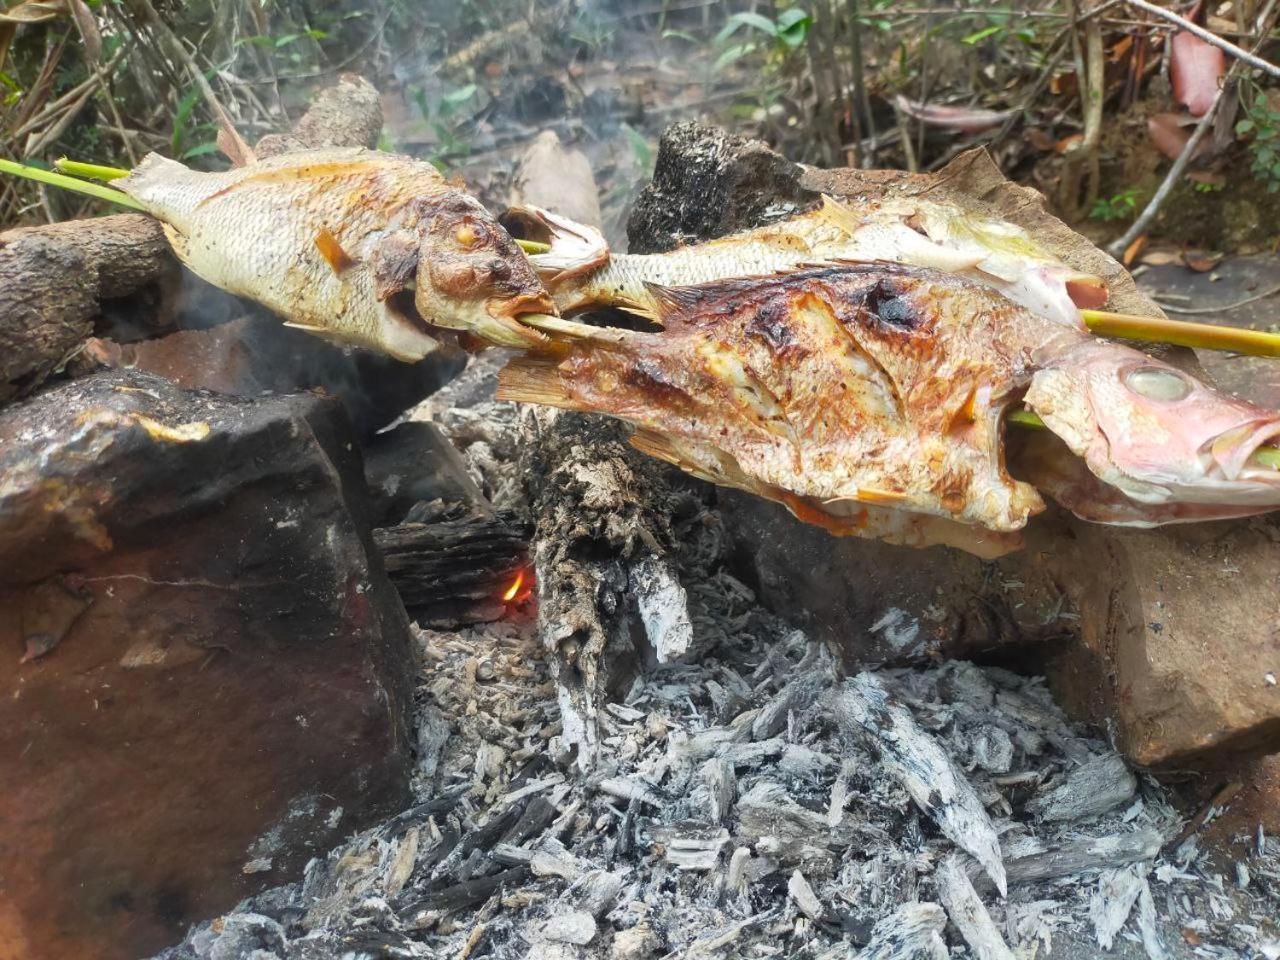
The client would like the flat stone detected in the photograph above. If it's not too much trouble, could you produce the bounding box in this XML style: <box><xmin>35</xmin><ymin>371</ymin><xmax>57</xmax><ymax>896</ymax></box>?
<box><xmin>0</xmin><ymin>370</ymin><xmax>415</xmax><ymax>960</ymax></box>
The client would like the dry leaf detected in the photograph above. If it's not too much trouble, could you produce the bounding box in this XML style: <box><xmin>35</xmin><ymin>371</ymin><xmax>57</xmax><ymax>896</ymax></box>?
<box><xmin>67</xmin><ymin>0</ymin><xmax>100</xmax><ymax>65</ymax></box>
<box><xmin>1170</xmin><ymin>30</ymin><xmax>1226</xmax><ymax>117</ymax></box>
<box><xmin>1185</xmin><ymin>169</ymin><xmax>1225</xmax><ymax>185</ymax></box>
<box><xmin>892</xmin><ymin>94</ymin><xmax>1015</xmax><ymax>134</ymax></box>
<box><xmin>1183</xmin><ymin>250</ymin><xmax>1223</xmax><ymax>272</ymax></box>
<box><xmin>1139</xmin><ymin>248</ymin><xmax>1183</xmax><ymax>266</ymax></box>
<box><xmin>1026</xmin><ymin>127</ymin><xmax>1056</xmax><ymax>152</ymax></box>
<box><xmin>1122</xmin><ymin>235</ymin><xmax>1148</xmax><ymax>267</ymax></box>
<box><xmin>1055</xmin><ymin>133</ymin><xmax>1083</xmax><ymax>155</ymax></box>
<box><xmin>1146</xmin><ymin>112</ymin><xmax>1208</xmax><ymax>161</ymax></box>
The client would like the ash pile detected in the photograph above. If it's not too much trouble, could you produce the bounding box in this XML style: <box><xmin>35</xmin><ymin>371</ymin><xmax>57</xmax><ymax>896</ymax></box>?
<box><xmin>155</xmin><ymin>380</ymin><xmax>1280</xmax><ymax>960</ymax></box>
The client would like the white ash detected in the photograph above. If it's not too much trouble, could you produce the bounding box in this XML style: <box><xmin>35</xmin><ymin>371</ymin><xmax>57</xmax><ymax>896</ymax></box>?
<box><xmin>152</xmin><ymin>506</ymin><xmax>1280</xmax><ymax>960</ymax></box>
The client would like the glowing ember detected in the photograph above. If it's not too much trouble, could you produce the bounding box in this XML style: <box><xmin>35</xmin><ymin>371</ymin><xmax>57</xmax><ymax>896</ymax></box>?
<box><xmin>501</xmin><ymin>570</ymin><xmax>525</xmax><ymax>603</ymax></box>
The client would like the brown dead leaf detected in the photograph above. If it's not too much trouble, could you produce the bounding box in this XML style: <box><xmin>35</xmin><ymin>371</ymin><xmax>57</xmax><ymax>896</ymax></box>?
<box><xmin>1139</xmin><ymin>247</ymin><xmax>1183</xmax><ymax>266</ymax></box>
<box><xmin>1171</xmin><ymin>30</ymin><xmax>1226</xmax><ymax>117</ymax></box>
<box><xmin>1122</xmin><ymin>235</ymin><xmax>1148</xmax><ymax>267</ymax></box>
<box><xmin>1108</xmin><ymin>34</ymin><xmax>1134</xmax><ymax>63</ymax></box>
<box><xmin>1026</xmin><ymin>127</ymin><xmax>1055</xmax><ymax>152</ymax></box>
<box><xmin>1147</xmin><ymin>112</ymin><xmax>1208</xmax><ymax>161</ymax></box>
<box><xmin>1055</xmin><ymin>133</ymin><xmax>1083</xmax><ymax>155</ymax></box>
<box><xmin>1186</xmin><ymin>169</ymin><xmax>1225</xmax><ymax>185</ymax></box>
<box><xmin>1183</xmin><ymin>250</ymin><xmax>1223</xmax><ymax>272</ymax></box>
<box><xmin>68</xmin><ymin>0</ymin><xmax>101</xmax><ymax>65</ymax></box>
<box><xmin>892</xmin><ymin>94</ymin><xmax>1015</xmax><ymax>134</ymax></box>
<box><xmin>1182</xmin><ymin>929</ymin><xmax>1203</xmax><ymax>946</ymax></box>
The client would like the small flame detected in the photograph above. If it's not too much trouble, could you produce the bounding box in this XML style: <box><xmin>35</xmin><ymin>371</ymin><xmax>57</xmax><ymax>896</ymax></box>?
<box><xmin>501</xmin><ymin>570</ymin><xmax>525</xmax><ymax>603</ymax></box>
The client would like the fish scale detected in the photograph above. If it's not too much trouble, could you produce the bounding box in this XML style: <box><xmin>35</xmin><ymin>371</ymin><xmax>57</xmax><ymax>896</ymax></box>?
<box><xmin>120</xmin><ymin>147</ymin><xmax>554</xmax><ymax>360</ymax></box>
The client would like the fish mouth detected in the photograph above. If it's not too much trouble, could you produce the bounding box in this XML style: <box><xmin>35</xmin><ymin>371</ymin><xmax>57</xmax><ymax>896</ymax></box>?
<box><xmin>1207</xmin><ymin>419</ymin><xmax>1280</xmax><ymax>483</ymax></box>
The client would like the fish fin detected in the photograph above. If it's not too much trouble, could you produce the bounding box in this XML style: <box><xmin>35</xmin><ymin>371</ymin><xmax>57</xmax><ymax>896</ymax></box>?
<box><xmin>371</xmin><ymin>232</ymin><xmax>419</xmax><ymax>300</ymax></box>
<box><xmin>628</xmin><ymin>430</ymin><xmax>733</xmax><ymax>486</ymax></box>
<box><xmin>215</xmin><ymin>115</ymin><xmax>257</xmax><ymax>168</ymax></box>
<box><xmin>814</xmin><ymin>194</ymin><xmax>863</xmax><ymax>235</ymax></box>
<box><xmin>314</xmin><ymin>227</ymin><xmax>357</xmax><ymax>275</ymax></box>
<box><xmin>503</xmin><ymin>204</ymin><xmax>610</xmax><ymax>282</ymax></box>
<box><xmin>158</xmin><ymin>223</ymin><xmax>192</xmax><ymax>265</ymax></box>
<box><xmin>640</xmin><ymin>281</ymin><xmax>712</xmax><ymax>324</ymax></box>
<box><xmin>496</xmin><ymin>356</ymin><xmax>584</xmax><ymax>410</ymax></box>
<box><xmin>282</xmin><ymin>321</ymin><xmax>352</xmax><ymax>346</ymax></box>
<box><xmin>1063</xmin><ymin>272</ymin><xmax>1109</xmax><ymax>309</ymax></box>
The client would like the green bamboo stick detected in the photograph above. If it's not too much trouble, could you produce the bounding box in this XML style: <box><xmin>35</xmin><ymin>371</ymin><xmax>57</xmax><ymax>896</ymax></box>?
<box><xmin>54</xmin><ymin>157</ymin><xmax>130</xmax><ymax>181</ymax></box>
<box><xmin>0</xmin><ymin>158</ymin><xmax>145</xmax><ymax>211</ymax></box>
<box><xmin>1082</xmin><ymin>308</ymin><xmax>1280</xmax><ymax>358</ymax></box>
<box><xmin>515</xmin><ymin>238</ymin><xmax>551</xmax><ymax>254</ymax></box>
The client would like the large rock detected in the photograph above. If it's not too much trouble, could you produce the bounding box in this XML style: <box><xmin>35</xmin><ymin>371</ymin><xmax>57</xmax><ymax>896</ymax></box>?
<box><xmin>79</xmin><ymin>313</ymin><xmax>465</xmax><ymax>438</ymax></box>
<box><xmin>630</xmin><ymin>122</ymin><xmax>1280</xmax><ymax>769</ymax></box>
<box><xmin>0</xmin><ymin>370</ymin><xmax>415</xmax><ymax>960</ymax></box>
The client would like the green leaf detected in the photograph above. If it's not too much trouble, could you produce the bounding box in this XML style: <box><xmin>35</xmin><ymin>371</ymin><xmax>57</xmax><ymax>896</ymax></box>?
<box><xmin>181</xmin><ymin>140</ymin><xmax>221</xmax><ymax>160</ymax></box>
<box><xmin>775</xmin><ymin>8</ymin><xmax>811</xmax><ymax>48</ymax></box>
<box><xmin>715</xmin><ymin>11</ymin><xmax>778</xmax><ymax>44</ymax></box>
<box><xmin>1236</xmin><ymin>118</ymin><xmax>1255</xmax><ymax>134</ymax></box>
<box><xmin>442</xmin><ymin>83</ymin><xmax>477</xmax><ymax>107</ymax></box>
<box><xmin>713</xmin><ymin>42</ymin><xmax>755</xmax><ymax>72</ymax></box>
<box><xmin>662</xmin><ymin>28</ymin><xmax>699</xmax><ymax>43</ymax></box>
<box><xmin>963</xmin><ymin>24</ymin><xmax>1002</xmax><ymax>44</ymax></box>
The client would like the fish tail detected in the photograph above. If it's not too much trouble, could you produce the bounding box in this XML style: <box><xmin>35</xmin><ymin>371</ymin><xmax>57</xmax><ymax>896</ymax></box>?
<box><xmin>496</xmin><ymin>356</ymin><xmax>587</xmax><ymax>411</ymax></box>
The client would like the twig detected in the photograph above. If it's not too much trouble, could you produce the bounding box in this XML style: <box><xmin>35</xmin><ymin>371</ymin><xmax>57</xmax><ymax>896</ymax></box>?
<box><xmin>1122</xmin><ymin>0</ymin><xmax>1280</xmax><ymax>78</ymax></box>
<box><xmin>1107</xmin><ymin>0</ymin><xmax>1279</xmax><ymax>258</ymax></box>
<box><xmin>1154</xmin><ymin>282</ymin><xmax>1280</xmax><ymax>314</ymax></box>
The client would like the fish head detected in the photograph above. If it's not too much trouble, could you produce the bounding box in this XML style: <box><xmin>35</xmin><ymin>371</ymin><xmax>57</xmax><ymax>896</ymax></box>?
<box><xmin>412</xmin><ymin>193</ymin><xmax>556</xmax><ymax>349</ymax></box>
<box><xmin>1025</xmin><ymin>339</ymin><xmax>1280</xmax><ymax>506</ymax></box>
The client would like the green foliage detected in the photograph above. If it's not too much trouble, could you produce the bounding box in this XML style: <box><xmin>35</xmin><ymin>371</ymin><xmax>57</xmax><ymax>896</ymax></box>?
<box><xmin>412</xmin><ymin>82</ymin><xmax>479</xmax><ymax>170</ymax></box>
<box><xmin>710</xmin><ymin>6</ymin><xmax>811</xmax><ymax>73</ymax></box>
<box><xmin>1090</xmin><ymin>187</ymin><xmax>1140</xmax><ymax>222</ymax></box>
<box><xmin>1236</xmin><ymin>81</ymin><xmax>1280</xmax><ymax>193</ymax></box>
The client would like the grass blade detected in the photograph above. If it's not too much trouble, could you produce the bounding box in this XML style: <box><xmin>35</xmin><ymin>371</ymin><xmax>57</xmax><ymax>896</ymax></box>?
<box><xmin>0</xmin><ymin>158</ymin><xmax>145</xmax><ymax>211</ymax></box>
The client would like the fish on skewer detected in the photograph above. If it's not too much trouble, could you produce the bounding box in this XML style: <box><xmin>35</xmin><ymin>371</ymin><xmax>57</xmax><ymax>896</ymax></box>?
<box><xmin>498</xmin><ymin>264</ymin><xmax>1280</xmax><ymax>556</ymax></box>
<box><xmin>118</xmin><ymin>147</ymin><xmax>556</xmax><ymax>360</ymax></box>
<box><xmin>504</xmin><ymin>196</ymin><xmax>1108</xmax><ymax>329</ymax></box>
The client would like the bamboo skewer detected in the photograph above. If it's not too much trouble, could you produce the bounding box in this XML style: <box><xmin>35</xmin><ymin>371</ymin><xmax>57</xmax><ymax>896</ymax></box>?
<box><xmin>1081</xmin><ymin>309</ymin><xmax>1280</xmax><ymax>358</ymax></box>
<box><xmin>54</xmin><ymin>158</ymin><xmax>130</xmax><ymax>181</ymax></box>
<box><xmin>0</xmin><ymin>158</ymin><xmax>145</xmax><ymax>211</ymax></box>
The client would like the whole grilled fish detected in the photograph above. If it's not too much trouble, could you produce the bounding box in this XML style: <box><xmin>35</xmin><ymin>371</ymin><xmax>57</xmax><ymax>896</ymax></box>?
<box><xmin>506</xmin><ymin>196</ymin><xmax>1107</xmax><ymax>329</ymax></box>
<box><xmin>498</xmin><ymin>265</ymin><xmax>1280</xmax><ymax>555</ymax></box>
<box><xmin>120</xmin><ymin>148</ymin><xmax>555</xmax><ymax>360</ymax></box>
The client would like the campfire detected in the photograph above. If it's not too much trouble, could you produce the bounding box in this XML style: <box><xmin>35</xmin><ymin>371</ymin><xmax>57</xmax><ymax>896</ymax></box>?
<box><xmin>1</xmin><ymin>70</ymin><xmax>1278</xmax><ymax>960</ymax></box>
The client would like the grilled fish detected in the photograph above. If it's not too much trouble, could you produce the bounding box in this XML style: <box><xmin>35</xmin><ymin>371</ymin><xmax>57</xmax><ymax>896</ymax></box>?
<box><xmin>500</xmin><ymin>264</ymin><xmax>1061</xmax><ymax>557</ymax></box>
<box><xmin>1021</xmin><ymin>339</ymin><xmax>1280</xmax><ymax>519</ymax></box>
<box><xmin>506</xmin><ymin>196</ymin><xmax>1108</xmax><ymax>329</ymax></box>
<box><xmin>498</xmin><ymin>265</ymin><xmax>1280</xmax><ymax>555</ymax></box>
<box><xmin>120</xmin><ymin>148</ymin><xmax>555</xmax><ymax>360</ymax></box>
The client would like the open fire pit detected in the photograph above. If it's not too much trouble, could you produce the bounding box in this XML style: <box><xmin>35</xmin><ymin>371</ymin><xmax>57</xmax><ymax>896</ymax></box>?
<box><xmin>0</xmin><ymin>75</ymin><xmax>1277</xmax><ymax>960</ymax></box>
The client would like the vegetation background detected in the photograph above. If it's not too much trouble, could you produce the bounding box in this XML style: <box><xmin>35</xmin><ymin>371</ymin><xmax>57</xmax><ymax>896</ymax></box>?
<box><xmin>1</xmin><ymin>0</ymin><xmax>1278</xmax><ymax>255</ymax></box>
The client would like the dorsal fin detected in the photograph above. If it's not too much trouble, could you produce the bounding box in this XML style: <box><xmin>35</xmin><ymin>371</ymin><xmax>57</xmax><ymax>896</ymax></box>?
<box><xmin>214</xmin><ymin>105</ymin><xmax>257</xmax><ymax>167</ymax></box>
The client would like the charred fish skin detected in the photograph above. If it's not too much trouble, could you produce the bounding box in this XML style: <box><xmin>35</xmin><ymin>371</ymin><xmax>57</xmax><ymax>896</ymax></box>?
<box><xmin>501</xmin><ymin>264</ymin><xmax>1054</xmax><ymax>550</ymax></box>
<box><xmin>120</xmin><ymin>148</ymin><xmax>554</xmax><ymax>360</ymax></box>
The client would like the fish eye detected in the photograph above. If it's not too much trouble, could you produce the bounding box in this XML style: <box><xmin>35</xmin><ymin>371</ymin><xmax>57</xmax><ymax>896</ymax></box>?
<box><xmin>1124</xmin><ymin>366</ymin><xmax>1192</xmax><ymax>402</ymax></box>
<box><xmin>455</xmin><ymin>223</ymin><xmax>479</xmax><ymax>248</ymax></box>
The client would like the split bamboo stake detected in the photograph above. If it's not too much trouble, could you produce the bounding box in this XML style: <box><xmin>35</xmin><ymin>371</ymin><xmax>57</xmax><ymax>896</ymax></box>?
<box><xmin>0</xmin><ymin>158</ymin><xmax>145</xmax><ymax>211</ymax></box>
<box><xmin>1081</xmin><ymin>309</ymin><xmax>1280</xmax><ymax>358</ymax></box>
<box><xmin>54</xmin><ymin>158</ymin><xmax>129</xmax><ymax>181</ymax></box>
